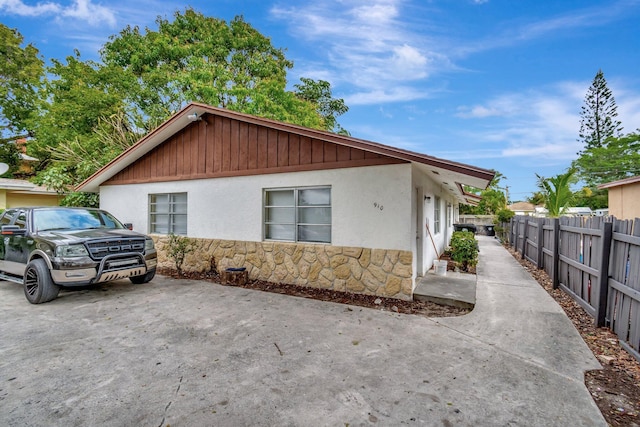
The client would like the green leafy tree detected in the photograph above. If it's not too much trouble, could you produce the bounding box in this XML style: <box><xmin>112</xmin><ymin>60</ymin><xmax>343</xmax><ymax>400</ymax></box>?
<box><xmin>573</xmin><ymin>132</ymin><xmax>640</xmax><ymax>187</ymax></box>
<box><xmin>571</xmin><ymin>186</ymin><xmax>608</xmax><ymax>210</ymax></box>
<box><xmin>536</xmin><ymin>168</ymin><xmax>576</xmax><ymax>217</ymax></box>
<box><xmin>460</xmin><ymin>170</ymin><xmax>506</xmax><ymax>214</ymax></box>
<box><xmin>294</xmin><ymin>78</ymin><xmax>349</xmax><ymax>134</ymax></box>
<box><xmin>100</xmin><ymin>9</ymin><xmax>346</xmax><ymax>132</ymax></box>
<box><xmin>23</xmin><ymin>9</ymin><xmax>349</xmax><ymax>206</ymax></box>
<box><xmin>578</xmin><ymin>70</ymin><xmax>622</xmax><ymax>151</ymax></box>
<box><xmin>31</xmin><ymin>52</ymin><xmax>126</xmax><ymax>160</ymax></box>
<box><xmin>527</xmin><ymin>191</ymin><xmax>545</xmax><ymax>206</ymax></box>
<box><xmin>0</xmin><ymin>24</ymin><xmax>44</xmax><ymax>139</ymax></box>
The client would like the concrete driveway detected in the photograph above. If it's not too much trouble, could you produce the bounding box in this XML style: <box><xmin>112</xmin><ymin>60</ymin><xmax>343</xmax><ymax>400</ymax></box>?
<box><xmin>0</xmin><ymin>237</ymin><xmax>605</xmax><ymax>426</ymax></box>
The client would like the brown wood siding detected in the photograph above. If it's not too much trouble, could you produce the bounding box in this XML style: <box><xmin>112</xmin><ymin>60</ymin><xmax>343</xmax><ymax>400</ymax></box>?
<box><xmin>103</xmin><ymin>114</ymin><xmax>406</xmax><ymax>186</ymax></box>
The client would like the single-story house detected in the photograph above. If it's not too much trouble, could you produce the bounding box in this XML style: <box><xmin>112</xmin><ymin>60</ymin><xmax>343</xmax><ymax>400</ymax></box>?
<box><xmin>0</xmin><ymin>178</ymin><xmax>62</xmax><ymax>209</ymax></box>
<box><xmin>77</xmin><ymin>103</ymin><xmax>494</xmax><ymax>300</ymax></box>
<box><xmin>598</xmin><ymin>175</ymin><xmax>640</xmax><ymax>220</ymax></box>
<box><xmin>507</xmin><ymin>202</ymin><xmax>537</xmax><ymax>216</ymax></box>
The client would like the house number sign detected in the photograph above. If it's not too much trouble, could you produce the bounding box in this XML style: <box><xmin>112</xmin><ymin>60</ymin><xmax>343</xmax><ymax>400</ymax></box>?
<box><xmin>373</xmin><ymin>202</ymin><xmax>384</xmax><ymax>211</ymax></box>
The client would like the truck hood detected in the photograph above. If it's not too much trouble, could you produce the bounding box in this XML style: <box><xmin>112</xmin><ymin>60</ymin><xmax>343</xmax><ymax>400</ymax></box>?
<box><xmin>37</xmin><ymin>229</ymin><xmax>147</xmax><ymax>245</ymax></box>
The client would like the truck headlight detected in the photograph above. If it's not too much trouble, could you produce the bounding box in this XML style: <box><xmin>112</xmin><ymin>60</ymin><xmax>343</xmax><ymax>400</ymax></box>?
<box><xmin>56</xmin><ymin>244</ymin><xmax>89</xmax><ymax>257</ymax></box>
<box><xmin>145</xmin><ymin>238</ymin><xmax>155</xmax><ymax>251</ymax></box>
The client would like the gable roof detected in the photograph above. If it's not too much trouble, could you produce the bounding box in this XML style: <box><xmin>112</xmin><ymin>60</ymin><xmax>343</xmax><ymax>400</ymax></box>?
<box><xmin>0</xmin><ymin>178</ymin><xmax>58</xmax><ymax>195</ymax></box>
<box><xmin>508</xmin><ymin>202</ymin><xmax>537</xmax><ymax>212</ymax></box>
<box><xmin>77</xmin><ymin>102</ymin><xmax>494</xmax><ymax>204</ymax></box>
<box><xmin>597</xmin><ymin>175</ymin><xmax>640</xmax><ymax>189</ymax></box>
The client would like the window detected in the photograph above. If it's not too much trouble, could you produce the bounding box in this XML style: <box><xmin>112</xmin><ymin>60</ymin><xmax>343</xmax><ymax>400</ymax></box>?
<box><xmin>264</xmin><ymin>187</ymin><xmax>331</xmax><ymax>243</ymax></box>
<box><xmin>447</xmin><ymin>203</ymin><xmax>452</xmax><ymax>228</ymax></box>
<box><xmin>149</xmin><ymin>193</ymin><xmax>187</xmax><ymax>235</ymax></box>
<box><xmin>434</xmin><ymin>196</ymin><xmax>441</xmax><ymax>234</ymax></box>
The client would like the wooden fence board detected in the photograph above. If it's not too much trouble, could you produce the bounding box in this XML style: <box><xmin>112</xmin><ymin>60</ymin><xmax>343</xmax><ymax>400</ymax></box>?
<box><xmin>628</xmin><ymin>219</ymin><xmax>640</xmax><ymax>350</ymax></box>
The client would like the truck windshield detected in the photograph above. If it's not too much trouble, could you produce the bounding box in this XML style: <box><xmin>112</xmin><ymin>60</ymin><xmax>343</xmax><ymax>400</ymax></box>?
<box><xmin>34</xmin><ymin>208</ymin><xmax>125</xmax><ymax>232</ymax></box>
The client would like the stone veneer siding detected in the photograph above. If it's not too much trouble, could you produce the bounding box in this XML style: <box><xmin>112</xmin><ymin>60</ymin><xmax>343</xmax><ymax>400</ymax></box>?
<box><xmin>152</xmin><ymin>236</ymin><xmax>414</xmax><ymax>301</ymax></box>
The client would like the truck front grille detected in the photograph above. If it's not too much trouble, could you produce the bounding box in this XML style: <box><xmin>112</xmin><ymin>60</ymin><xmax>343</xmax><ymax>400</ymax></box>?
<box><xmin>86</xmin><ymin>238</ymin><xmax>146</xmax><ymax>260</ymax></box>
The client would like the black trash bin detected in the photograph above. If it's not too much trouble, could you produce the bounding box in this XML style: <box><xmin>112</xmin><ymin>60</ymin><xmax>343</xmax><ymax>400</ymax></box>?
<box><xmin>453</xmin><ymin>223</ymin><xmax>477</xmax><ymax>234</ymax></box>
<box><xmin>484</xmin><ymin>225</ymin><xmax>495</xmax><ymax>236</ymax></box>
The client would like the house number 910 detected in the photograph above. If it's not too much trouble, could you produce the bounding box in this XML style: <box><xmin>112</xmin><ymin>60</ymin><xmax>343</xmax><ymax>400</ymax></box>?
<box><xmin>373</xmin><ymin>202</ymin><xmax>384</xmax><ymax>211</ymax></box>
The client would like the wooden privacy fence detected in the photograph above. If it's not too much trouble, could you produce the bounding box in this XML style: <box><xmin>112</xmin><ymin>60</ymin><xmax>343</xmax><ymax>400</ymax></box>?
<box><xmin>510</xmin><ymin>215</ymin><xmax>640</xmax><ymax>361</ymax></box>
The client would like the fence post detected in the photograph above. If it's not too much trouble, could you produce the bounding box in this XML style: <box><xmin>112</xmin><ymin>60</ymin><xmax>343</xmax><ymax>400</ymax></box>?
<box><xmin>509</xmin><ymin>218</ymin><xmax>514</xmax><ymax>248</ymax></box>
<box><xmin>552</xmin><ymin>218</ymin><xmax>560</xmax><ymax>289</ymax></box>
<box><xmin>537</xmin><ymin>218</ymin><xmax>544</xmax><ymax>269</ymax></box>
<box><xmin>595</xmin><ymin>221</ymin><xmax>613</xmax><ymax>327</ymax></box>
<box><xmin>521</xmin><ymin>217</ymin><xmax>529</xmax><ymax>259</ymax></box>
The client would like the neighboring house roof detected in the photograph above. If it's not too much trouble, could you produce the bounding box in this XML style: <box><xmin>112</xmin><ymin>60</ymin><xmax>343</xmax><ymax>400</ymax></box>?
<box><xmin>508</xmin><ymin>202</ymin><xmax>537</xmax><ymax>212</ymax></box>
<box><xmin>597</xmin><ymin>175</ymin><xmax>640</xmax><ymax>189</ymax></box>
<box><xmin>0</xmin><ymin>178</ymin><xmax>58</xmax><ymax>195</ymax></box>
<box><xmin>77</xmin><ymin>103</ymin><xmax>495</xmax><ymax>204</ymax></box>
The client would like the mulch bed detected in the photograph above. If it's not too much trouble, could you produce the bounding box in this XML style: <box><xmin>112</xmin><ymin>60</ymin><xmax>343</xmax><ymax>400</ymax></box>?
<box><xmin>160</xmin><ymin>249</ymin><xmax>640</xmax><ymax>426</ymax></box>
<box><xmin>158</xmin><ymin>267</ymin><xmax>470</xmax><ymax>318</ymax></box>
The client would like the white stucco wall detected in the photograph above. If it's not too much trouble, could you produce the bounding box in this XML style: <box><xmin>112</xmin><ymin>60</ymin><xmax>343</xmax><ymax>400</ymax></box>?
<box><xmin>99</xmin><ymin>163</ymin><xmax>414</xmax><ymax>251</ymax></box>
<box><xmin>411</xmin><ymin>165</ymin><xmax>458</xmax><ymax>276</ymax></box>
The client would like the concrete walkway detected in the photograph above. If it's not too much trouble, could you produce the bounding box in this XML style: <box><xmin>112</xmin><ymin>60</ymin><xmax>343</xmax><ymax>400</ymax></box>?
<box><xmin>0</xmin><ymin>236</ymin><xmax>606</xmax><ymax>426</ymax></box>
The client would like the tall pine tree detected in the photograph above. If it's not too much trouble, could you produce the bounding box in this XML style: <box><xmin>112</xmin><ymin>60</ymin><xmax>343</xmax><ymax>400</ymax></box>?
<box><xmin>578</xmin><ymin>70</ymin><xmax>622</xmax><ymax>151</ymax></box>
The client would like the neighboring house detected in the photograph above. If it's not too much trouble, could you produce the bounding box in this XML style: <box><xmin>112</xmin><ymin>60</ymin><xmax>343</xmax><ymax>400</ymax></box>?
<box><xmin>531</xmin><ymin>206</ymin><xmax>593</xmax><ymax>218</ymax></box>
<box><xmin>563</xmin><ymin>207</ymin><xmax>593</xmax><ymax>217</ymax></box>
<box><xmin>508</xmin><ymin>202</ymin><xmax>537</xmax><ymax>216</ymax></box>
<box><xmin>598</xmin><ymin>176</ymin><xmax>640</xmax><ymax>220</ymax></box>
<box><xmin>0</xmin><ymin>178</ymin><xmax>62</xmax><ymax>209</ymax></box>
<box><xmin>77</xmin><ymin>103</ymin><xmax>494</xmax><ymax>300</ymax></box>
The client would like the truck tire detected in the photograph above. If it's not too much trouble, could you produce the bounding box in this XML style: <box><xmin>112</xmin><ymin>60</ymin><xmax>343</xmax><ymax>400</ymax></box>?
<box><xmin>24</xmin><ymin>258</ymin><xmax>60</xmax><ymax>304</ymax></box>
<box><xmin>130</xmin><ymin>268</ymin><xmax>156</xmax><ymax>284</ymax></box>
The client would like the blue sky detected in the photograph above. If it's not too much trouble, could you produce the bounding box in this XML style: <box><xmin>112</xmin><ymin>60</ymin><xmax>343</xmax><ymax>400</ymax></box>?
<box><xmin>2</xmin><ymin>0</ymin><xmax>639</xmax><ymax>201</ymax></box>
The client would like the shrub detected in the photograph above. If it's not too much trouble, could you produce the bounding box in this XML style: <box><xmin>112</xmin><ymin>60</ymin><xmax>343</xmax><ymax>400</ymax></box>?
<box><xmin>167</xmin><ymin>233</ymin><xmax>195</xmax><ymax>276</ymax></box>
<box><xmin>450</xmin><ymin>231</ymin><xmax>479</xmax><ymax>272</ymax></box>
<box><xmin>495</xmin><ymin>208</ymin><xmax>515</xmax><ymax>224</ymax></box>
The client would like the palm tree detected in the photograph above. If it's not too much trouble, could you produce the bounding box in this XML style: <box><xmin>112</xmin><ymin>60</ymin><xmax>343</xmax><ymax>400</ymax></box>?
<box><xmin>536</xmin><ymin>168</ymin><xmax>576</xmax><ymax>217</ymax></box>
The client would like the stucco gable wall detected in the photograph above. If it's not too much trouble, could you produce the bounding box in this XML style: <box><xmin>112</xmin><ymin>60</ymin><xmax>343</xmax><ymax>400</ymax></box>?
<box><xmin>608</xmin><ymin>181</ymin><xmax>640</xmax><ymax>220</ymax></box>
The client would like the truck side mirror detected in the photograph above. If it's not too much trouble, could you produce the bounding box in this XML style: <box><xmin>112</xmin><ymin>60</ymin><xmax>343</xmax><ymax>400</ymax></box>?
<box><xmin>123</xmin><ymin>223</ymin><xmax>133</xmax><ymax>230</ymax></box>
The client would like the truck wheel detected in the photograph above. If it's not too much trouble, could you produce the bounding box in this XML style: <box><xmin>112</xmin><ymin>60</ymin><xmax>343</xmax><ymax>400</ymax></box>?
<box><xmin>130</xmin><ymin>269</ymin><xmax>156</xmax><ymax>284</ymax></box>
<box><xmin>24</xmin><ymin>258</ymin><xmax>60</xmax><ymax>304</ymax></box>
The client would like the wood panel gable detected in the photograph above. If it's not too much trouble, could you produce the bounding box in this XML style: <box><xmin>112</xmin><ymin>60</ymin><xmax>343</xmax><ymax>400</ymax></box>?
<box><xmin>104</xmin><ymin>114</ymin><xmax>404</xmax><ymax>186</ymax></box>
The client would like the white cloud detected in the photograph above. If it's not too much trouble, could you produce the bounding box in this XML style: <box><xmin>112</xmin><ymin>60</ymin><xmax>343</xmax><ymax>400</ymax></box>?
<box><xmin>454</xmin><ymin>84</ymin><xmax>584</xmax><ymax>160</ymax></box>
<box><xmin>60</xmin><ymin>0</ymin><xmax>116</xmax><ymax>27</ymax></box>
<box><xmin>271</xmin><ymin>0</ymin><xmax>446</xmax><ymax>104</ymax></box>
<box><xmin>451</xmin><ymin>79</ymin><xmax>640</xmax><ymax>162</ymax></box>
<box><xmin>453</xmin><ymin>1</ymin><xmax>636</xmax><ymax>56</ymax></box>
<box><xmin>345</xmin><ymin>86</ymin><xmax>430</xmax><ymax>105</ymax></box>
<box><xmin>0</xmin><ymin>0</ymin><xmax>60</xmax><ymax>15</ymax></box>
<box><xmin>0</xmin><ymin>0</ymin><xmax>116</xmax><ymax>26</ymax></box>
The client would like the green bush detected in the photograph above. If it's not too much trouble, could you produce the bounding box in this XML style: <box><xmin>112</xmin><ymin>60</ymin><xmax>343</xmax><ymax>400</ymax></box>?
<box><xmin>450</xmin><ymin>231</ymin><xmax>479</xmax><ymax>272</ymax></box>
<box><xmin>495</xmin><ymin>208</ymin><xmax>515</xmax><ymax>224</ymax></box>
<box><xmin>167</xmin><ymin>233</ymin><xmax>195</xmax><ymax>276</ymax></box>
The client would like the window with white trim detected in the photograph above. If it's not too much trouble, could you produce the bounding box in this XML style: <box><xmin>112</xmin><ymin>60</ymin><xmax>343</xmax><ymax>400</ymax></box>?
<box><xmin>434</xmin><ymin>196</ymin><xmax>441</xmax><ymax>234</ymax></box>
<box><xmin>264</xmin><ymin>187</ymin><xmax>331</xmax><ymax>243</ymax></box>
<box><xmin>149</xmin><ymin>193</ymin><xmax>187</xmax><ymax>235</ymax></box>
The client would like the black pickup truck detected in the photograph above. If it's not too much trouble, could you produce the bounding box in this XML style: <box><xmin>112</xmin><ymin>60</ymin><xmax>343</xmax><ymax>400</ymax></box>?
<box><xmin>0</xmin><ymin>207</ymin><xmax>157</xmax><ymax>304</ymax></box>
